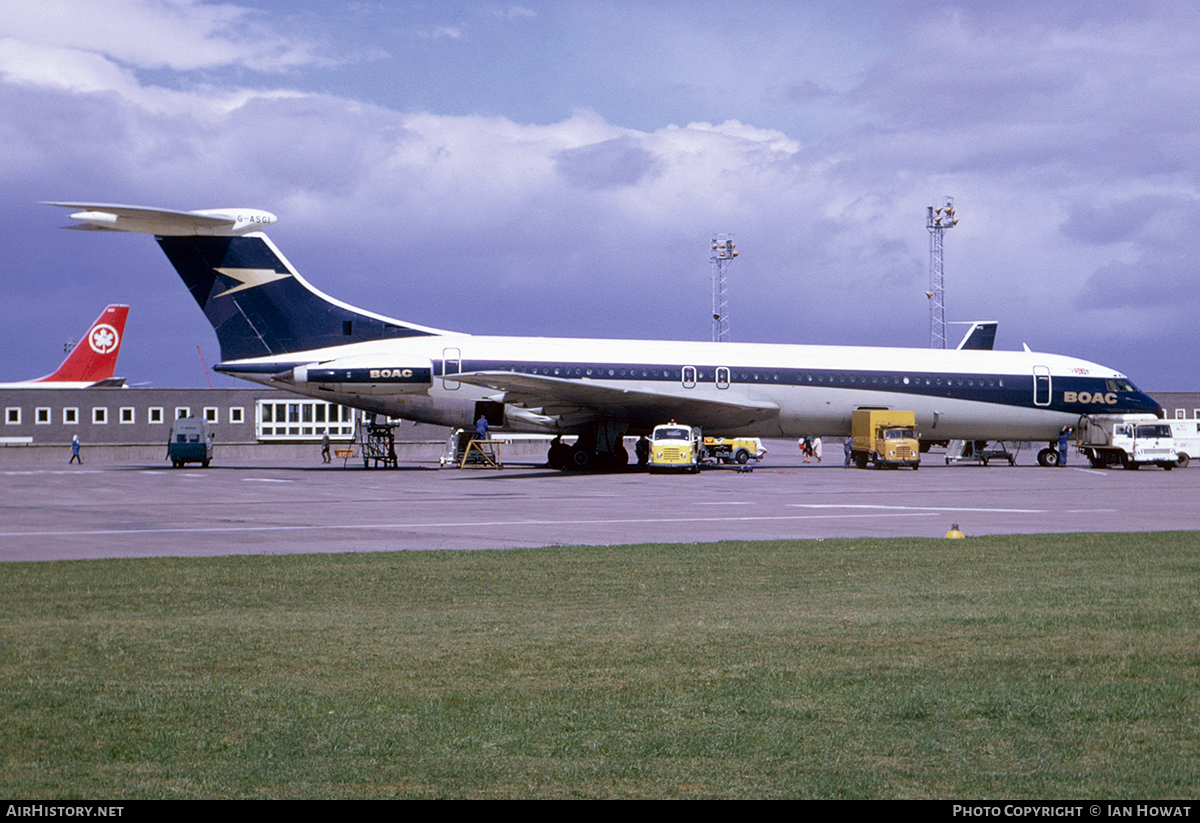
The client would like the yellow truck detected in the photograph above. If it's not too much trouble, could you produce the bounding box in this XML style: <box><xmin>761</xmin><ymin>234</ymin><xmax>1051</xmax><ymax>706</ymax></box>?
<box><xmin>648</xmin><ymin>423</ymin><xmax>702</xmax><ymax>472</ymax></box>
<box><xmin>851</xmin><ymin>410</ymin><xmax>920</xmax><ymax>470</ymax></box>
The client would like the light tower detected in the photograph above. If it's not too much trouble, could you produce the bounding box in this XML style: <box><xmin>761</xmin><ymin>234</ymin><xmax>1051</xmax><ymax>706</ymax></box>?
<box><xmin>710</xmin><ymin>233</ymin><xmax>737</xmax><ymax>342</ymax></box>
<box><xmin>926</xmin><ymin>197</ymin><xmax>957</xmax><ymax>349</ymax></box>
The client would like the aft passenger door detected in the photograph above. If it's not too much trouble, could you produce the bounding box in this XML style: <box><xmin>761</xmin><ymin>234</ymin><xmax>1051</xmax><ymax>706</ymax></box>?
<box><xmin>1033</xmin><ymin>366</ymin><xmax>1051</xmax><ymax>406</ymax></box>
<box><xmin>442</xmin><ymin>347</ymin><xmax>461</xmax><ymax>390</ymax></box>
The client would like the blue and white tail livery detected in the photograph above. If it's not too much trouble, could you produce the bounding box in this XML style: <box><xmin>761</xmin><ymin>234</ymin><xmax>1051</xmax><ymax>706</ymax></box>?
<box><xmin>48</xmin><ymin>202</ymin><xmax>1162</xmax><ymax>467</ymax></box>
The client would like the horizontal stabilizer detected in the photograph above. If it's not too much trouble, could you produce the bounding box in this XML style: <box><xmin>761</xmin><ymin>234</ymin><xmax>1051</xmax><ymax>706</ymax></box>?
<box><xmin>45</xmin><ymin>202</ymin><xmax>276</xmax><ymax>236</ymax></box>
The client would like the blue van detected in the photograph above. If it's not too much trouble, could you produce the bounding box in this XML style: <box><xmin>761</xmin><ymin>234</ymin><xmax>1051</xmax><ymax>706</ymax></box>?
<box><xmin>168</xmin><ymin>417</ymin><xmax>214</xmax><ymax>468</ymax></box>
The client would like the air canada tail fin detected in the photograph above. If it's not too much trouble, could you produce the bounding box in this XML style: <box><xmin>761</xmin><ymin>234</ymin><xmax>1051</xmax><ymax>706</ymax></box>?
<box><xmin>48</xmin><ymin>203</ymin><xmax>445</xmax><ymax>363</ymax></box>
<box><xmin>37</xmin><ymin>304</ymin><xmax>129</xmax><ymax>384</ymax></box>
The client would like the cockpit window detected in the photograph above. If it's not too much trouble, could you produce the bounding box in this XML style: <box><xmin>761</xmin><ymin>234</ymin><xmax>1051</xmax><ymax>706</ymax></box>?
<box><xmin>1107</xmin><ymin>378</ymin><xmax>1136</xmax><ymax>393</ymax></box>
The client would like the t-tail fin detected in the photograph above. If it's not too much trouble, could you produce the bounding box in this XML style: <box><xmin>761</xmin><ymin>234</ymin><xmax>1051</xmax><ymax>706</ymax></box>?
<box><xmin>37</xmin><ymin>304</ymin><xmax>129</xmax><ymax>384</ymax></box>
<box><xmin>48</xmin><ymin>203</ymin><xmax>444</xmax><ymax>363</ymax></box>
<box><xmin>954</xmin><ymin>321</ymin><xmax>998</xmax><ymax>351</ymax></box>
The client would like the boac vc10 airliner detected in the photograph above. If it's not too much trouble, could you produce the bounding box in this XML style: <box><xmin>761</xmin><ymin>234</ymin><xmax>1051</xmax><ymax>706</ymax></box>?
<box><xmin>47</xmin><ymin>202</ymin><xmax>1161</xmax><ymax>469</ymax></box>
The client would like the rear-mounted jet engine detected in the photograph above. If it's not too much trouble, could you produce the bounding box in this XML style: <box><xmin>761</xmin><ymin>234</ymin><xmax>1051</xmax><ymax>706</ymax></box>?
<box><xmin>290</xmin><ymin>358</ymin><xmax>433</xmax><ymax>396</ymax></box>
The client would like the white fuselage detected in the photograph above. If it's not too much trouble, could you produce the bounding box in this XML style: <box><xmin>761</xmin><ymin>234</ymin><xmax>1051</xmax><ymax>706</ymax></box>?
<box><xmin>217</xmin><ymin>332</ymin><xmax>1153</xmax><ymax>442</ymax></box>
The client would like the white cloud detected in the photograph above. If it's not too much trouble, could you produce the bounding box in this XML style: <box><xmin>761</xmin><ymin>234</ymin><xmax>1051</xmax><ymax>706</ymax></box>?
<box><xmin>487</xmin><ymin>5</ymin><xmax>536</xmax><ymax>20</ymax></box>
<box><xmin>0</xmin><ymin>0</ymin><xmax>322</xmax><ymax>72</ymax></box>
<box><xmin>414</xmin><ymin>26</ymin><xmax>464</xmax><ymax>40</ymax></box>
<box><xmin>3</xmin><ymin>1</ymin><xmax>1200</xmax><ymax>388</ymax></box>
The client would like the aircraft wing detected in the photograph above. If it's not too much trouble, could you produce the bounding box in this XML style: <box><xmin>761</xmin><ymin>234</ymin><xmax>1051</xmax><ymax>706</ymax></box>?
<box><xmin>453</xmin><ymin>371</ymin><xmax>779</xmax><ymax>431</ymax></box>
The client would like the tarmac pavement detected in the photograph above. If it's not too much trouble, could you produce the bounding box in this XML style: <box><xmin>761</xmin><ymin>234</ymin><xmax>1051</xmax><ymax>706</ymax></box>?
<box><xmin>3</xmin><ymin>441</ymin><xmax>1196</xmax><ymax>561</ymax></box>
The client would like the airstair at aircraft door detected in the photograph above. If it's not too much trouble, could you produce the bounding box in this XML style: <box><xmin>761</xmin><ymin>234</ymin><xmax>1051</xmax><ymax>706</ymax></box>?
<box><xmin>357</xmin><ymin>413</ymin><xmax>398</xmax><ymax>469</ymax></box>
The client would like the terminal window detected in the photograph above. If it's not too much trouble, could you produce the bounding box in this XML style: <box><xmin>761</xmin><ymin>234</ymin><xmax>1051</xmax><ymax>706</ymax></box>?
<box><xmin>229</xmin><ymin>407</ymin><xmax>244</xmax><ymax>424</ymax></box>
<box><xmin>204</xmin><ymin>407</ymin><xmax>219</xmax><ymax>423</ymax></box>
<box><xmin>6</xmin><ymin>408</ymin><xmax>20</xmax><ymax>425</ymax></box>
<box><xmin>92</xmin><ymin>407</ymin><xmax>108</xmax><ymax>425</ymax></box>
<box><xmin>120</xmin><ymin>407</ymin><xmax>135</xmax><ymax>424</ymax></box>
<box><xmin>63</xmin><ymin>407</ymin><xmax>78</xmax><ymax>425</ymax></box>
<box><xmin>148</xmin><ymin>407</ymin><xmax>164</xmax><ymax>424</ymax></box>
<box><xmin>257</xmin><ymin>400</ymin><xmax>355</xmax><ymax>440</ymax></box>
<box><xmin>36</xmin><ymin>407</ymin><xmax>50</xmax><ymax>425</ymax></box>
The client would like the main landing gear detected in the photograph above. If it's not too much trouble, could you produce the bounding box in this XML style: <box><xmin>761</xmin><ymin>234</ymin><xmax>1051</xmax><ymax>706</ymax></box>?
<box><xmin>547</xmin><ymin>422</ymin><xmax>629</xmax><ymax>471</ymax></box>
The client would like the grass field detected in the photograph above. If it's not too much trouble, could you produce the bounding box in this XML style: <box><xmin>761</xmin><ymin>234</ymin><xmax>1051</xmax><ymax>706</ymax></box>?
<box><xmin>2</xmin><ymin>533</ymin><xmax>1198</xmax><ymax>799</ymax></box>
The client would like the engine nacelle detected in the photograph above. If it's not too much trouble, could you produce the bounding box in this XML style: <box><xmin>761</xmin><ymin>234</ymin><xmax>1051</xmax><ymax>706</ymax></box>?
<box><xmin>292</xmin><ymin>357</ymin><xmax>433</xmax><ymax>396</ymax></box>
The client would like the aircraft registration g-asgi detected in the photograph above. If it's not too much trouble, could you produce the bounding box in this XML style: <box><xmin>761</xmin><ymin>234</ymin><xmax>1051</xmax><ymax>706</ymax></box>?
<box><xmin>48</xmin><ymin>202</ymin><xmax>1162</xmax><ymax>469</ymax></box>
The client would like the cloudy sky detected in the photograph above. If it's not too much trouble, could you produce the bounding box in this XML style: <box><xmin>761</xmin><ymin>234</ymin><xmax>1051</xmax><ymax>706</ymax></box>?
<box><xmin>1</xmin><ymin>0</ymin><xmax>1196</xmax><ymax>389</ymax></box>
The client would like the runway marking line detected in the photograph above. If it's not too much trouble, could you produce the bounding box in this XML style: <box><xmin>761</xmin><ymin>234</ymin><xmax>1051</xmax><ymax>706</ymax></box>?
<box><xmin>789</xmin><ymin>504</ymin><xmax>1046</xmax><ymax>513</ymax></box>
<box><xmin>2</xmin><ymin>511</ymin><xmax>945</xmax><ymax>539</ymax></box>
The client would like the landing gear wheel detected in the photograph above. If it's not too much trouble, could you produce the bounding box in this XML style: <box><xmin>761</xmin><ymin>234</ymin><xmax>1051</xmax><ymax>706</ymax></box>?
<box><xmin>1037</xmin><ymin>448</ymin><xmax>1059</xmax><ymax>467</ymax></box>
<box><xmin>569</xmin><ymin>447</ymin><xmax>591</xmax><ymax>470</ymax></box>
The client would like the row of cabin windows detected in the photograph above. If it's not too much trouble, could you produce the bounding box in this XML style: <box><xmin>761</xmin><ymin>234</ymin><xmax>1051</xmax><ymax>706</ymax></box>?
<box><xmin>491</xmin><ymin>365</ymin><xmax>785</xmax><ymax>381</ymax></box>
<box><xmin>802</xmin><ymin>374</ymin><xmax>1006</xmax><ymax>388</ymax></box>
<box><xmin>4</xmin><ymin>406</ymin><xmax>243</xmax><ymax>425</ymax></box>
<box><xmin>488</xmin><ymin>364</ymin><xmax>1010</xmax><ymax>388</ymax></box>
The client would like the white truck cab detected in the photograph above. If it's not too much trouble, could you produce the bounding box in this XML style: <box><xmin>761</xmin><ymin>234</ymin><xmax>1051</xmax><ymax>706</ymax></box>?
<box><xmin>1078</xmin><ymin>414</ymin><xmax>1176</xmax><ymax>470</ymax></box>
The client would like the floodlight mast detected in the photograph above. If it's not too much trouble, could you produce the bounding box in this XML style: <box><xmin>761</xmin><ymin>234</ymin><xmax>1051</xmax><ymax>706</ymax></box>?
<box><xmin>926</xmin><ymin>197</ymin><xmax>957</xmax><ymax>349</ymax></box>
<box><xmin>710</xmin><ymin>233</ymin><xmax>737</xmax><ymax>342</ymax></box>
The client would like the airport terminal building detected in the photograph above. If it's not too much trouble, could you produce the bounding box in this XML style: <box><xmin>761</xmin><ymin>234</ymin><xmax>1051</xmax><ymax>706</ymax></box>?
<box><xmin>1</xmin><ymin>387</ymin><xmax>357</xmax><ymax>448</ymax></box>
